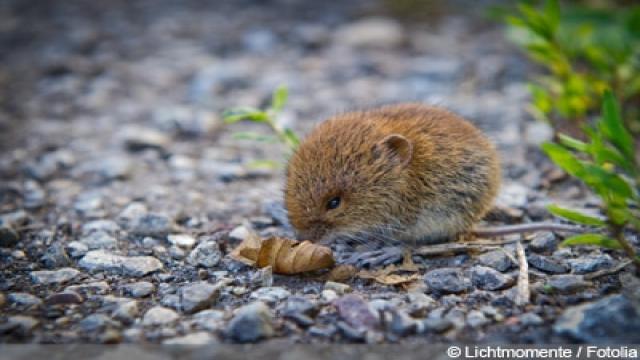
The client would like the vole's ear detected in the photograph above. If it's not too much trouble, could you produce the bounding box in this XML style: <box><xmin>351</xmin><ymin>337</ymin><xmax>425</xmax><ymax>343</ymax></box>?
<box><xmin>372</xmin><ymin>134</ymin><xmax>413</xmax><ymax>168</ymax></box>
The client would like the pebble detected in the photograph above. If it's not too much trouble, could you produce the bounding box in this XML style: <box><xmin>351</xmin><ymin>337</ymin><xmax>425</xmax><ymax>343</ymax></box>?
<box><xmin>546</xmin><ymin>275</ymin><xmax>590</xmax><ymax>293</ymax></box>
<box><xmin>321</xmin><ymin>289</ymin><xmax>338</xmax><ymax>302</ymax></box>
<box><xmin>519</xmin><ymin>312</ymin><xmax>544</xmax><ymax>327</ymax></box>
<box><xmin>1</xmin><ymin>316</ymin><xmax>39</xmax><ymax>336</ymax></box>
<box><xmin>79</xmin><ymin>250</ymin><xmax>164</xmax><ymax>277</ymax></box>
<box><xmin>467</xmin><ymin>310</ymin><xmax>490</xmax><ymax>328</ymax></box>
<box><xmin>122</xmin><ymin>281</ymin><xmax>155</xmax><ymax>298</ymax></box>
<box><xmin>420</xmin><ymin>317</ymin><xmax>452</xmax><ymax>334</ymax></box>
<box><xmin>192</xmin><ymin>309</ymin><xmax>226</xmax><ymax>332</ymax></box>
<box><xmin>477</xmin><ymin>250</ymin><xmax>513</xmax><ymax>272</ymax></box>
<box><xmin>180</xmin><ymin>281</ymin><xmax>222</xmax><ymax>314</ymax></box>
<box><xmin>495</xmin><ymin>182</ymin><xmax>528</xmax><ymax>209</ymax></box>
<box><xmin>76</xmin><ymin>156</ymin><xmax>133</xmax><ymax>181</ymax></box>
<box><xmin>280</xmin><ymin>296</ymin><xmax>316</xmax><ymax>317</ymax></box>
<box><xmin>249</xmin><ymin>286</ymin><xmax>291</xmax><ymax>304</ymax></box>
<box><xmin>82</xmin><ymin>219</ymin><xmax>120</xmax><ymax>236</ymax></box>
<box><xmin>121</xmin><ymin>126</ymin><xmax>171</xmax><ymax>152</ymax></box>
<box><xmin>470</xmin><ymin>266</ymin><xmax>514</xmax><ymax>291</ymax></box>
<box><xmin>23</xmin><ymin>180</ymin><xmax>46</xmax><ymax>209</ymax></box>
<box><xmin>334</xmin><ymin>17</ymin><xmax>404</xmax><ymax>49</ymax></box>
<box><xmin>31</xmin><ymin>267</ymin><xmax>80</xmax><ymax>285</ymax></box>
<box><xmin>129</xmin><ymin>213</ymin><xmax>174</xmax><ymax>238</ymax></box>
<box><xmin>527</xmin><ymin>253</ymin><xmax>569</xmax><ymax>274</ymax></box>
<box><xmin>163</xmin><ymin>331</ymin><xmax>217</xmax><ymax>345</ymax></box>
<box><xmin>406</xmin><ymin>292</ymin><xmax>436</xmax><ymax>317</ymax></box>
<box><xmin>8</xmin><ymin>292</ymin><xmax>42</xmax><ymax>307</ymax></box>
<box><xmin>324</xmin><ymin>281</ymin><xmax>351</xmax><ymax>295</ymax></box>
<box><xmin>66</xmin><ymin>281</ymin><xmax>110</xmax><ymax>295</ymax></box>
<box><xmin>228</xmin><ymin>226</ymin><xmax>251</xmax><ymax>241</ymax></box>
<box><xmin>80</xmin><ymin>231</ymin><xmax>118</xmax><ymax>249</ymax></box>
<box><xmin>529</xmin><ymin>232</ymin><xmax>558</xmax><ymax>253</ymax></box>
<box><xmin>225</xmin><ymin>302</ymin><xmax>274</xmax><ymax>343</ymax></box>
<box><xmin>167</xmin><ymin>234</ymin><xmax>196</xmax><ymax>249</ymax></box>
<box><xmin>40</xmin><ymin>242</ymin><xmax>71</xmax><ymax>268</ymax></box>
<box><xmin>554</xmin><ymin>295</ymin><xmax>640</xmax><ymax>343</ymax></box>
<box><xmin>567</xmin><ymin>254</ymin><xmax>613</xmax><ymax>274</ymax></box>
<box><xmin>424</xmin><ymin>267</ymin><xmax>471</xmax><ymax>294</ymax></box>
<box><xmin>333</xmin><ymin>294</ymin><xmax>378</xmax><ymax>331</ymax></box>
<box><xmin>143</xmin><ymin>306</ymin><xmax>179</xmax><ymax>326</ymax></box>
<box><xmin>187</xmin><ymin>239</ymin><xmax>221</xmax><ymax>268</ymax></box>
<box><xmin>111</xmin><ymin>300</ymin><xmax>139</xmax><ymax>324</ymax></box>
<box><xmin>388</xmin><ymin>309</ymin><xmax>417</xmax><ymax>336</ymax></box>
<box><xmin>0</xmin><ymin>225</ymin><xmax>20</xmax><ymax>247</ymax></box>
<box><xmin>66</xmin><ymin>241</ymin><xmax>89</xmax><ymax>258</ymax></box>
<box><xmin>79</xmin><ymin>314</ymin><xmax>118</xmax><ymax>332</ymax></box>
<box><xmin>45</xmin><ymin>291</ymin><xmax>83</xmax><ymax>305</ymax></box>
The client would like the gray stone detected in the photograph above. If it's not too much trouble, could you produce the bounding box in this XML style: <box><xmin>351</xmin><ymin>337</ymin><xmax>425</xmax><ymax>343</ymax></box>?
<box><xmin>281</xmin><ymin>296</ymin><xmax>316</xmax><ymax>317</ymax></box>
<box><xmin>333</xmin><ymin>294</ymin><xmax>378</xmax><ymax>331</ymax></box>
<box><xmin>388</xmin><ymin>309</ymin><xmax>417</xmax><ymax>336</ymax></box>
<box><xmin>519</xmin><ymin>312</ymin><xmax>544</xmax><ymax>326</ymax></box>
<box><xmin>66</xmin><ymin>241</ymin><xmax>89</xmax><ymax>258</ymax></box>
<box><xmin>79</xmin><ymin>250</ymin><xmax>163</xmax><ymax>277</ymax></box>
<box><xmin>228</xmin><ymin>226</ymin><xmax>251</xmax><ymax>241</ymax></box>
<box><xmin>527</xmin><ymin>253</ymin><xmax>568</xmax><ymax>274</ymax></box>
<box><xmin>44</xmin><ymin>291</ymin><xmax>83</xmax><ymax>305</ymax></box>
<box><xmin>226</xmin><ymin>302</ymin><xmax>274</xmax><ymax>343</ymax></box>
<box><xmin>406</xmin><ymin>292</ymin><xmax>436</xmax><ymax>317</ymax></box>
<box><xmin>163</xmin><ymin>331</ymin><xmax>217</xmax><ymax>345</ymax></box>
<box><xmin>121</xmin><ymin>281</ymin><xmax>155</xmax><ymax>298</ymax></box>
<box><xmin>81</xmin><ymin>231</ymin><xmax>118</xmax><ymax>249</ymax></box>
<box><xmin>121</xmin><ymin>126</ymin><xmax>170</xmax><ymax>152</ymax></box>
<box><xmin>567</xmin><ymin>254</ymin><xmax>614</xmax><ymax>274</ymax></box>
<box><xmin>2</xmin><ymin>316</ymin><xmax>39</xmax><ymax>335</ymax></box>
<box><xmin>79</xmin><ymin>314</ymin><xmax>117</xmax><ymax>332</ymax></box>
<box><xmin>160</xmin><ymin>294</ymin><xmax>181</xmax><ymax>309</ymax></box>
<box><xmin>111</xmin><ymin>300</ymin><xmax>139</xmax><ymax>324</ymax></box>
<box><xmin>40</xmin><ymin>242</ymin><xmax>71</xmax><ymax>268</ymax></box>
<box><xmin>467</xmin><ymin>310</ymin><xmax>490</xmax><ymax>328</ymax></box>
<box><xmin>0</xmin><ymin>226</ymin><xmax>20</xmax><ymax>247</ymax></box>
<box><xmin>66</xmin><ymin>281</ymin><xmax>110</xmax><ymax>294</ymax></box>
<box><xmin>249</xmin><ymin>286</ymin><xmax>291</xmax><ymax>305</ymax></box>
<box><xmin>187</xmin><ymin>240</ymin><xmax>221</xmax><ymax>268</ymax></box>
<box><xmin>129</xmin><ymin>213</ymin><xmax>173</xmax><ymax>238</ymax></box>
<box><xmin>324</xmin><ymin>281</ymin><xmax>351</xmax><ymax>295</ymax></box>
<box><xmin>31</xmin><ymin>267</ymin><xmax>80</xmax><ymax>285</ymax></box>
<box><xmin>546</xmin><ymin>275</ymin><xmax>590</xmax><ymax>293</ymax></box>
<box><xmin>23</xmin><ymin>180</ymin><xmax>46</xmax><ymax>209</ymax></box>
<box><xmin>334</xmin><ymin>17</ymin><xmax>404</xmax><ymax>49</ymax></box>
<box><xmin>192</xmin><ymin>309</ymin><xmax>226</xmax><ymax>332</ymax></box>
<box><xmin>529</xmin><ymin>232</ymin><xmax>558</xmax><ymax>253</ymax></box>
<box><xmin>554</xmin><ymin>295</ymin><xmax>640</xmax><ymax>343</ymax></box>
<box><xmin>77</xmin><ymin>156</ymin><xmax>133</xmax><ymax>181</ymax></box>
<box><xmin>180</xmin><ymin>281</ymin><xmax>221</xmax><ymax>314</ymax></box>
<box><xmin>477</xmin><ymin>250</ymin><xmax>513</xmax><ymax>272</ymax></box>
<box><xmin>143</xmin><ymin>306</ymin><xmax>179</xmax><ymax>326</ymax></box>
<box><xmin>420</xmin><ymin>317</ymin><xmax>453</xmax><ymax>334</ymax></box>
<box><xmin>471</xmin><ymin>266</ymin><xmax>514</xmax><ymax>291</ymax></box>
<box><xmin>8</xmin><ymin>292</ymin><xmax>42</xmax><ymax>307</ymax></box>
<box><xmin>82</xmin><ymin>220</ymin><xmax>120</xmax><ymax>236</ymax></box>
<box><xmin>424</xmin><ymin>267</ymin><xmax>471</xmax><ymax>294</ymax></box>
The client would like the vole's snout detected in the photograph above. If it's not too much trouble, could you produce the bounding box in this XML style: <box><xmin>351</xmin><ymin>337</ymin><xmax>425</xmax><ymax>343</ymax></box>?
<box><xmin>296</xmin><ymin>225</ymin><xmax>329</xmax><ymax>243</ymax></box>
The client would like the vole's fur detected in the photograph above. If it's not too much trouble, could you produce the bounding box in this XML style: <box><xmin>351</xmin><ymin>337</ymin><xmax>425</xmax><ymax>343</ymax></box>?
<box><xmin>285</xmin><ymin>103</ymin><xmax>501</xmax><ymax>244</ymax></box>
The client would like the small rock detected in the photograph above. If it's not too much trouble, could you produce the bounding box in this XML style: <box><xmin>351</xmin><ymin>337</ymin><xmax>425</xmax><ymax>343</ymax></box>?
<box><xmin>525</xmin><ymin>121</ymin><xmax>553</xmax><ymax>146</ymax></box>
<box><xmin>79</xmin><ymin>314</ymin><xmax>117</xmax><ymax>332</ymax></box>
<box><xmin>281</xmin><ymin>296</ymin><xmax>316</xmax><ymax>317</ymax></box>
<box><xmin>471</xmin><ymin>266</ymin><xmax>514</xmax><ymax>291</ymax></box>
<box><xmin>0</xmin><ymin>226</ymin><xmax>20</xmax><ymax>247</ymax></box>
<box><xmin>226</xmin><ymin>302</ymin><xmax>274</xmax><ymax>343</ymax></box>
<box><xmin>8</xmin><ymin>292</ymin><xmax>42</xmax><ymax>307</ymax></box>
<box><xmin>249</xmin><ymin>286</ymin><xmax>291</xmax><ymax>304</ymax></box>
<box><xmin>324</xmin><ymin>281</ymin><xmax>351</xmax><ymax>295</ymax></box>
<box><xmin>554</xmin><ymin>294</ymin><xmax>640</xmax><ymax>343</ymax></box>
<box><xmin>321</xmin><ymin>289</ymin><xmax>338</xmax><ymax>302</ymax></box>
<box><xmin>44</xmin><ymin>291</ymin><xmax>83</xmax><ymax>305</ymax></box>
<box><xmin>228</xmin><ymin>226</ymin><xmax>250</xmax><ymax>241</ymax></box>
<box><xmin>121</xmin><ymin>126</ymin><xmax>170</xmax><ymax>152</ymax></box>
<box><xmin>160</xmin><ymin>294</ymin><xmax>181</xmax><ymax>309</ymax></box>
<box><xmin>496</xmin><ymin>182</ymin><xmax>528</xmax><ymax>209</ymax></box>
<box><xmin>167</xmin><ymin>234</ymin><xmax>196</xmax><ymax>249</ymax></box>
<box><xmin>568</xmin><ymin>254</ymin><xmax>614</xmax><ymax>274</ymax></box>
<box><xmin>334</xmin><ymin>17</ymin><xmax>404</xmax><ymax>49</ymax></box>
<box><xmin>406</xmin><ymin>292</ymin><xmax>436</xmax><ymax>317</ymax></box>
<box><xmin>31</xmin><ymin>267</ymin><xmax>80</xmax><ymax>285</ymax></box>
<box><xmin>143</xmin><ymin>306</ymin><xmax>179</xmax><ymax>326</ymax></box>
<box><xmin>424</xmin><ymin>267</ymin><xmax>471</xmax><ymax>294</ymax></box>
<box><xmin>163</xmin><ymin>331</ymin><xmax>216</xmax><ymax>345</ymax></box>
<box><xmin>529</xmin><ymin>232</ymin><xmax>558</xmax><ymax>253</ymax></box>
<box><xmin>467</xmin><ymin>310</ymin><xmax>490</xmax><ymax>328</ymax></box>
<box><xmin>66</xmin><ymin>241</ymin><xmax>89</xmax><ymax>258</ymax></box>
<box><xmin>82</xmin><ymin>220</ymin><xmax>120</xmax><ymax>236</ymax></box>
<box><xmin>23</xmin><ymin>180</ymin><xmax>46</xmax><ymax>209</ymax></box>
<box><xmin>40</xmin><ymin>242</ymin><xmax>71</xmax><ymax>268</ymax></box>
<box><xmin>111</xmin><ymin>300</ymin><xmax>139</xmax><ymax>324</ymax></box>
<box><xmin>477</xmin><ymin>250</ymin><xmax>513</xmax><ymax>272</ymax></box>
<box><xmin>388</xmin><ymin>309</ymin><xmax>417</xmax><ymax>336</ymax></box>
<box><xmin>1</xmin><ymin>316</ymin><xmax>38</xmax><ymax>335</ymax></box>
<box><xmin>66</xmin><ymin>281</ymin><xmax>110</xmax><ymax>295</ymax></box>
<box><xmin>546</xmin><ymin>275</ymin><xmax>590</xmax><ymax>293</ymax></box>
<box><xmin>122</xmin><ymin>281</ymin><xmax>155</xmax><ymax>298</ymax></box>
<box><xmin>420</xmin><ymin>317</ymin><xmax>452</xmax><ymax>334</ymax></box>
<box><xmin>519</xmin><ymin>312</ymin><xmax>544</xmax><ymax>327</ymax></box>
<box><xmin>79</xmin><ymin>250</ymin><xmax>163</xmax><ymax>277</ymax></box>
<box><xmin>192</xmin><ymin>309</ymin><xmax>226</xmax><ymax>332</ymax></box>
<box><xmin>129</xmin><ymin>213</ymin><xmax>174</xmax><ymax>238</ymax></box>
<box><xmin>180</xmin><ymin>281</ymin><xmax>222</xmax><ymax>314</ymax></box>
<box><xmin>187</xmin><ymin>239</ymin><xmax>221</xmax><ymax>268</ymax></box>
<box><xmin>336</xmin><ymin>321</ymin><xmax>365</xmax><ymax>342</ymax></box>
<box><xmin>81</xmin><ymin>231</ymin><xmax>118</xmax><ymax>250</ymax></box>
<box><xmin>333</xmin><ymin>294</ymin><xmax>378</xmax><ymax>331</ymax></box>
<box><xmin>527</xmin><ymin>253</ymin><xmax>568</xmax><ymax>274</ymax></box>
<box><xmin>117</xmin><ymin>202</ymin><xmax>148</xmax><ymax>225</ymax></box>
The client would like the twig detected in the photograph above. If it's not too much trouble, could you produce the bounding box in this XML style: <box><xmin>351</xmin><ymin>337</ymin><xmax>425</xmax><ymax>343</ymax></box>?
<box><xmin>584</xmin><ymin>260</ymin><xmax>633</xmax><ymax>280</ymax></box>
<box><xmin>515</xmin><ymin>240</ymin><xmax>530</xmax><ymax>306</ymax></box>
<box><xmin>414</xmin><ymin>243</ymin><xmax>501</xmax><ymax>256</ymax></box>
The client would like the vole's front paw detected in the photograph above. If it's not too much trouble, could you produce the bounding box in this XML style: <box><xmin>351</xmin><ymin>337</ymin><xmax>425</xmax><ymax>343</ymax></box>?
<box><xmin>341</xmin><ymin>246</ymin><xmax>404</xmax><ymax>268</ymax></box>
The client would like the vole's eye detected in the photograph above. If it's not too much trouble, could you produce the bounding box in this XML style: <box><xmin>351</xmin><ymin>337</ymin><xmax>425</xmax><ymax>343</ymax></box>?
<box><xmin>326</xmin><ymin>196</ymin><xmax>341</xmax><ymax>210</ymax></box>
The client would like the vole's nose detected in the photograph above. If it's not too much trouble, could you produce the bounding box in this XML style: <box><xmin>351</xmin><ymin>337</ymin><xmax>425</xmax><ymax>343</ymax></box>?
<box><xmin>297</xmin><ymin>225</ymin><xmax>327</xmax><ymax>242</ymax></box>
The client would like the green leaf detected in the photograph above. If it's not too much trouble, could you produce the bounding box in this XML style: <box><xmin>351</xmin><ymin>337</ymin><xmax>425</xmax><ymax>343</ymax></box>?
<box><xmin>561</xmin><ymin>234</ymin><xmax>622</xmax><ymax>250</ymax></box>
<box><xmin>270</xmin><ymin>85</ymin><xmax>289</xmax><ymax>112</ymax></box>
<box><xmin>223</xmin><ymin>107</ymin><xmax>269</xmax><ymax>123</ymax></box>
<box><xmin>546</xmin><ymin>204</ymin><xmax>606</xmax><ymax>226</ymax></box>
<box><xmin>582</xmin><ymin>164</ymin><xmax>633</xmax><ymax>199</ymax></box>
<box><xmin>541</xmin><ymin>142</ymin><xmax>585</xmax><ymax>177</ymax></box>
<box><xmin>544</xmin><ymin>0</ymin><xmax>560</xmax><ymax>32</ymax></box>
<box><xmin>557</xmin><ymin>134</ymin><xmax>588</xmax><ymax>152</ymax></box>
<box><xmin>601</xmin><ymin>90</ymin><xmax>634</xmax><ymax>161</ymax></box>
<box><xmin>245</xmin><ymin>159</ymin><xmax>280</xmax><ymax>169</ymax></box>
<box><xmin>283</xmin><ymin>128</ymin><xmax>300</xmax><ymax>149</ymax></box>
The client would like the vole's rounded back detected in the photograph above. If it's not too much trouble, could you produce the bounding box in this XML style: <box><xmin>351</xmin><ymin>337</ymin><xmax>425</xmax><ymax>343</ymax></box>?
<box><xmin>285</xmin><ymin>103</ymin><xmax>500</xmax><ymax>244</ymax></box>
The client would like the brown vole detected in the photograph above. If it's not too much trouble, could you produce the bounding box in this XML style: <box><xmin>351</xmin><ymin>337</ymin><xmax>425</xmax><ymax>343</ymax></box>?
<box><xmin>285</xmin><ymin>103</ymin><xmax>582</xmax><ymax>245</ymax></box>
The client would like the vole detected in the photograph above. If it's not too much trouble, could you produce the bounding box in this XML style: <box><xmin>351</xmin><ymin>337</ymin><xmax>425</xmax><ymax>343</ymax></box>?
<box><xmin>284</xmin><ymin>103</ymin><xmax>583</xmax><ymax>247</ymax></box>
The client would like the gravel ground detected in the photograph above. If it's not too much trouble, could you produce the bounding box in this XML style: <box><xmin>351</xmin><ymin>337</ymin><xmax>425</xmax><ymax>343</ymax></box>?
<box><xmin>1</xmin><ymin>0</ymin><xmax>639</xmax><ymax>345</ymax></box>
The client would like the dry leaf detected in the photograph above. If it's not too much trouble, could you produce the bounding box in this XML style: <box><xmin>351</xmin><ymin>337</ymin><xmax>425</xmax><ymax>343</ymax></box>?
<box><xmin>230</xmin><ymin>234</ymin><xmax>335</xmax><ymax>275</ymax></box>
<box><xmin>327</xmin><ymin>264</ymin><xmax>357</xmax><ymax>282</ymax></box>
<box><xmin>356</xmin><ymin>251</ymin><xmax>421</xmax><ymax>286</ymax></box>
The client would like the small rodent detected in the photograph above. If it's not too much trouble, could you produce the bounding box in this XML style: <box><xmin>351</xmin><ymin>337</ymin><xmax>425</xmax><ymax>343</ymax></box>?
<box><xmin>284</xmin><ymin>103</ymin><xmax>583</xmax><ymax>245</ymax></box>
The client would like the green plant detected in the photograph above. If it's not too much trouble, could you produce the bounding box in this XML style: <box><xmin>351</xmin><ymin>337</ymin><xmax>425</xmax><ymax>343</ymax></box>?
<box><xmin>542</xmin><ymin>91</ymin><xmax>640</xmax><ymax>271</ymax></box>
<box><xmin>505</xmin><ymin>0</ymin><xmax>640</xmax><ymax>133</ymax></box>
<box><xmin>223</xmin><ymin>86</ymin><xmax>300</xmax><ymax>167</ymax></box>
